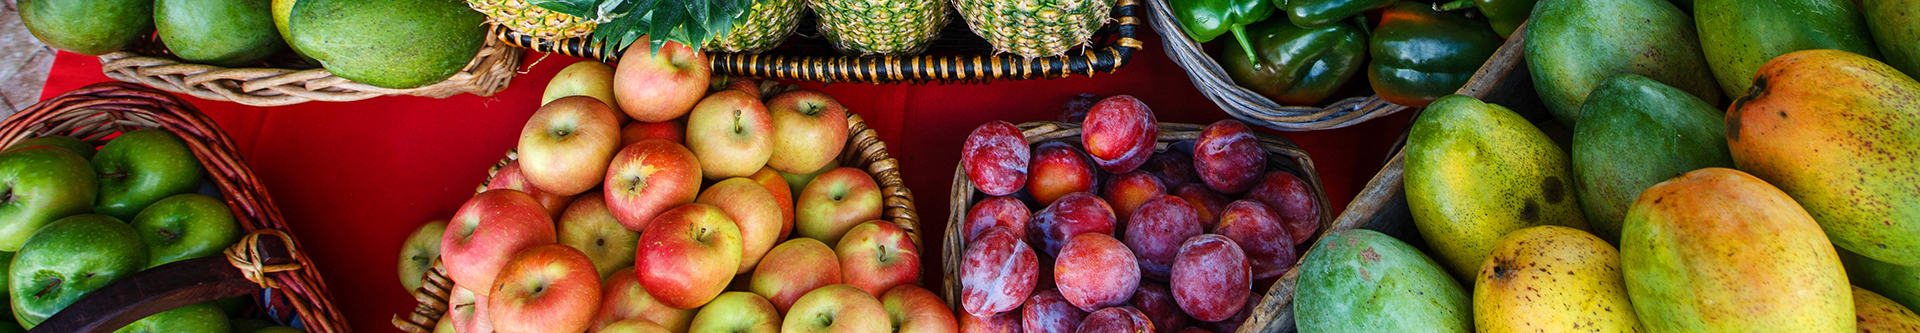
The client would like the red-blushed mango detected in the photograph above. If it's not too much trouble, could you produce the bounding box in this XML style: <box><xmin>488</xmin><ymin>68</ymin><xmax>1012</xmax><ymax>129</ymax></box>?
<box><xmin>1620</xmin><ymin>168</ymin><xmax>1853</xmax><ymax>333</ymax></box>
<box><xmin>1726</xmin><ymin>49</ymin><xmax>1920</xmax><ymax>267</ymax></box>
<box><xmin>1854</xmin><ymin>286</ymin><xmax>1920</xmax><ymax>333</ymax></box>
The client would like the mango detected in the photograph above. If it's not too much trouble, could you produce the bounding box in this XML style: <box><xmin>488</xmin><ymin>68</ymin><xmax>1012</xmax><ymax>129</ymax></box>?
<box><xmin>1406</xmin><ymin>94</ymin><xmax>1590</xmax><ymax>281</ymax></box>
<box><xmin>1295</xmin><ymin>229</ymin><xmax>1471</xmax><ymax>333</ymax></box>
<box><xmin>1696</xmin><ymin>0</ymin><xmax>1881</xmax><ymax>98</ymax></box>
<box><xmin>1571</xmin><ymin>74</ymin><xmax>1733</xmax><ymax>243</ymax></box>
<box><xmin>1726</xmin><ymin>49</ymin><xmax>1920</xmax><ymax>267</ymax></box>
<box><xmin>289</xmin><ymin>0</ymin><xmax>488</xmax><ymax>89</ymax></box>
<box><xmin>1473</xmin><ymin>225</ymin><xmax>1644</xmax><ymax>332</ymax></box>
<box><xmin>1865</xmin><ymin>0</ymin><xmax>1920</xmax><ymax>77</ymax></box>
<box><xmin>1855</xmin><ymin>286</ymin><xmax>1920</xmax><ymax>332</ymax></box>
<box><xmin>1621</xmin><ymin>168</ymin><xmax>1853</xmax><ymax>333</ymax></box>
<box><xmin>156</xmin><ymin>0</ymin><xmax>286</xmax><ymax>67</ymax></box>
<box><xmin>1525</xmin><ymin>0</ymin><xmax>1721</xmax><ymax>127</ymax></box>
<box><xmin>1840</xmin><ymin>249</ymin><xmax>1920</xmax><ymax>313</ymax></box>
<box><xmin>18</xmin><ymin>0</ymin><xmax>153</xmax><ymax>56</ymax></box>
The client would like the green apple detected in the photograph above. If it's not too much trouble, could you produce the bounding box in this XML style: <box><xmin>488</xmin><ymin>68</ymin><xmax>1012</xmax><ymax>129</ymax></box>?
<box><xmin>93</xmin><ymin>130</ymin><xmax>204</xmax><ymax>220</ymax></box>
<box><xmin>111</xmin><ymin>302</ymin><xmax>229</xmax><ymax>333</ymax></box>
<box><xmin>0</xmin><ymin>252</ymin><xmax>11</xmax><ymax>318</ymax></box>
<box><xmin>132</xmin><ymin>193</ymin><xmax>240</xmax><ymax>268</ymax></box>
<box><xmin>252</xmin><ymin>327</ymin><xmax>304</xmax><ymax>333</ymax></box>
<box><xmin>4</xmin><ymin>136</ymin><xmax>94</xmax><ymax>160</ymax></box>
<box><xmin>778</xmin><ymin>158</ymin><xmax>838</xmax><ymax>197</ymax></box>
<box><xmin>398</xmin><ymin>219</ymin><xmax>446</xmax><ymax>295</ymax></box>
<box><xmin>557</xmin><ymin>193</ymin><xmax>638</xmax><ymax>279</ymax></box>
<box><xmin>688</xmin><ymin>292</ymin><xmax>780</xmax><ymax>333</ymax></box>
<box><xmin>11</xmin><ymin>214</ymin><xmax>148</xmax><ymax>329</ymax></box>
<box><xmin>0</xmin><ymin>146</ymin><xmax>98</xmax><ymax>251</ymax></box>
<box><xmin>228</xmin><ymin>318</ymin><xmax>275</xmax><ymax>333</ymax></box>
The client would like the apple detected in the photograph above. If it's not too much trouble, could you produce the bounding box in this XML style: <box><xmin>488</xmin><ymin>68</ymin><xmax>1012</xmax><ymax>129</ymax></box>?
<box><xmin>613</xmin><ymin>37</ymin><xmax>710</xmax><ymax>122</ymax></box>
<box><xmin>883</xmin><ymin>285</ymin><xmax>960</xmax><ymax>333</ymax></box>
<box><xmin>796</xmin><ymin>167</ymin><xmax>883</xmax><ymax>246</ymax></box>
<box><xmin>599</xmin><ymin>319</ymin><xmax>672</xmax><ymax>333</ymax></box>
<box><xmin>557</xmin><ymin>192</ymin><xmax>639</xmax><ymax>279</ymax></box>
<box><xmin>780</xmin><ymin>159</ymin><xmax>840</xmax><ymax>197</ymax></box>
<box><xmin>686</xmin><ymin>90</ymin><xmax>776</xmax><ymax>179</ymax></box>
<box><xmin>748</xmin><ymin>166</ymin><xmax>796</xmax><ymax>239</ymax></box>
<box><xmin>399</xmin><ymin>220</ymin><xmax>447</xmax><ymax>295</ymax></box>
<box><xmin>621</xmin><ymin>120</ymin><xmax>686</xmax><ymax>147</ymax></box>
<box><xmin>750</xmin><ymin>238</ymin><xmax>843</xmax><ymax>313</ymax></box>
<box><xmin>10</xmin><ymin>214</ymin><xmax>148</xmax><ymax>329</ymax></box>
<box><xmin>488</xmin><ymin>160</ymin><xmax>576</xmax><ymax>219</ymax></box>
<box><xmin>433</xmin><ymin>316</ymin><xmax>455</xmax><ymax>333</ymax></box>
<box><xmin>960</xmin><ymin>311</ymin><xmax>1022</xmax><ymax>333</ymax></box>
<box><xmin>592</xmin><ymin>267</ymin><xmax>695</xmax><ymax>332</ymax></box>
<box><xmin>962</xmin><ymin>121</ymin><xmax>1031</xmax><ymax>197</ymax></box>
<box><xmin>766</xmin><ymin>89</ymin><xmax>850</xmax><ymax>174</ymax></box>
<box><xmin>835</xmin><ymin>221</ymin><xmax>921</xmax><ymax>297</ymax></box>
<box><xmin>713</xmin><ymin>75</ymin><xmax>763</xmax><ymax>99</ymax></box>
<box><xmin>0</xmin><ymin>146</ymin><xmax>95</xmax><ymax>252</ymax></box>
<box><xmin>698</xmin><ymin>178</ymin><xmax>784</xmax><ymax>274</ymax></box>
<box><xmin>604</xmin><ymin>139</ymin><xmax>703</xmax><ymax>231</ymax></box>
<box><xmin>448</xmin><ymin>286</ymin><xmax>495</xmax><ymax>333</ymax></box>
<box><xmin>519</xmin><ymin>96</ymin><xmax>623</xmax><ymax>196</ymax></box>
<box><xmin>488</xmin><ymin>244</ymin><xmax>601</xmax><ymax>333</ymax></box>
<box><xmin>781</xmin><ymin>284</ymin><xmax>892</xmax><ymax>333</ymax></box>
<box><xmin>92</xmin><ymin>129</ymin><xmax>203</xmax><ymax>220</ymax></box>
<box><xmin>544</xmin><ymin>60</ymin><xmax>629</xmax><ymax>124</ymax></box>
<box><xmin>1081</xmin><ymin>95</ymin><xmax>1158</xmax><ymax>174</ymax></box>
<box><xmin>4</xmin><ymin>135</ymin><xmax>94</xmax><ymax>159</ymax></box>
<box><xmin>440</xmin><ymin>189</ymin><xmax>558</xmax><ymax>296</ymax></box>
<box><xmin>131</xmin><ymin>193</ymin><xmax>240</xmax><ymax>268</ymax></box>
<box><xmin>635</xmin><ymin>203</ymin><xmax>742</xmax><ymax>309</ymax></box>
<box><xmin>689</xmin><ymin>291</ymin><xmax>782</xmax><ymax>333</ymax></box>
<box><xmin>113</xmin><ymin>302</ymin><xmax>229</xmax><ymax>333</ymax></box>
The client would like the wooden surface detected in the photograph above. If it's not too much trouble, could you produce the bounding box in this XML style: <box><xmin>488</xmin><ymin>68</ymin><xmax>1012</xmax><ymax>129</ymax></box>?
<box><xmin>0</xmin><ymin>1</ymin><xmax>56</xmax><ymax>117</ymax></box>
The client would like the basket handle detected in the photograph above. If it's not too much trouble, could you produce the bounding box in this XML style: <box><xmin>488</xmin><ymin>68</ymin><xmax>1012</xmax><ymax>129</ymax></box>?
<box><xmin>26</xmin><ymin>230</ymin><xmax>300</xmax><ymax>333</ymax></box>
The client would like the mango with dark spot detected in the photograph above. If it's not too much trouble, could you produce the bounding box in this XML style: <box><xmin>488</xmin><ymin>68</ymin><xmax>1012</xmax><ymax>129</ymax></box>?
<box><xmin>1296</xmin><ymin>229</ymin><xmax>1470</xmax><ymax>333</ymax></box>
<box><xmin>1854</xmin><ymin>286</ymin><xmax>1920</xmax><ymax>332</ymax></box>
<box><xmin>1727</xmin><ymin>49</ymin><xmax>1920</xmax><ymax>267</ymax></box>
<box><xmin>1840</xmin><ymin>248</ymin><xmax>1920</xmax><ymax>313</ymax></box>
<box><xmin>1473</xmin><ymin>225</ymin><xmax>1644</xmax><ymax>332</ymax></box>
<box><xmin>1696</xmin><ymin>0</ymin><xmax>1881</xmax><ymax>98</ymax></box>
<box><xmin>1525</xmin><ymin>0</ymin><xmax>1722</xmax><ymax>127</ymax></box>
<box><xmin>1621</xmin><ymin>168</ymin><xmax>1853</xmax><ymax>333</ymax></box>
<box><xmin>1572</xmin><ymin>74</ymin><xmax>1734</xmax><ymax>244</ymax></box>
<box><xmin>1406</xmin><ymin>95</ymin><xmax>1591</xmax><ymax>282</ymax></box>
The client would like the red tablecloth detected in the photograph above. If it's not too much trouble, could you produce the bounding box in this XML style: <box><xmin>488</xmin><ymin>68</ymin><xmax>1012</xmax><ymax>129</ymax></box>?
<box><xmin>42</xmin><ymin>29</ymin><xmax>1409</xmax><ymax>331</ymax></box>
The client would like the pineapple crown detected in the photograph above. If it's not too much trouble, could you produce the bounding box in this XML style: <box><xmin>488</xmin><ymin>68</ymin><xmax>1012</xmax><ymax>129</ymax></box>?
<box><xmin>529</xmin><ymin>0</ymin><xmax>763</xmax><ymax>56</ymax></box>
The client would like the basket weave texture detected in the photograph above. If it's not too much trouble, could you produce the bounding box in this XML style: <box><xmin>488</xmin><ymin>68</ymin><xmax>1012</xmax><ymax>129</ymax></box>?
<box><xmin>0</xmin><ymin>82</ymin><xmax>349</xmax><ymax>332</ymax></box>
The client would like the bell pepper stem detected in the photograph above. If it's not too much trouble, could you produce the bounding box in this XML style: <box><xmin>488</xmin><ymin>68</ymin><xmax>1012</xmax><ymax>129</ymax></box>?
<box><xmin>1435</xmin><ymin>0</ymin><xmax>1476</xmax><ymax>11</ymax></box>
<box><xmin>1230</xmin><ymin>24</ymin><xmax>1258</xmax><ymax>61</ymax></box>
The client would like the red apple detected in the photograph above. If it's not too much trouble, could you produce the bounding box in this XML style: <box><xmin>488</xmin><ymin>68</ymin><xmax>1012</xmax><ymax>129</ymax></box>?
<box><xmin>543</xmin><ymin>61</ymin><xmax>629</xmax><ymax>124</ymax></box>
<box><xmin>635</xmin><ymin>203</ymin><xmax>742</xmax><ymax>309</ymax></box>
<box><xmin>766</xmin><ymin>89</ymin><xmax>850</xmax><ymax>174</ymax></box>
<box><xmin>1075</xmin><ymin>307</ymin><xmax>1154</xmax><ymax>333</ymax></box>
<box><xmin>1027</xmin><ymin>141</ymin><xmax>1096</xmax><ymax>206</ymax></box>
<box><xmin>781</xmin><ymin>284</ymin><xmax>892</xmax><ymax>333</ymax></box>
<box><xmin>715</xmin><ymin>75</ymin><xmax>762</xmax><ymax>99</ymax></box>
<box><xmin>795</xmin><ymin>167</ymin><xmax>882</xmax><ymax>246</ymax></box>
<box><xmin>1055</xmin><ymin>233</ymin><xmax>1141</xmax><ymax>312</ymax></box>
<box><xmin>1022</xmin><ymin>289</ymin><xmax>1088</xmax><ymax>333</ymax></box>
<box><xmin>448</xmin><ymin>286</ymin><xmax>494</xmax><ymax>333</ymax></box>
<box><xmin>1193</xmin><ymin>120</ymin><xmax>1265</xmax><ymax>194</ymax></box>
<box><xmin>488</xmin><ymin>160</ymin><xmax>576</xmax><ymax>219</ymax></box>
<box><xmin>1123</xmin><ymin>195</ymin><xmax>1203</xmax><ymax>281</ymax></box>
<box><xmin>882</xmin><ymin>285</ymin><xmax>960</xmax><ymax>333</ymax></box>
<box><xmin>613</xmin><ymin>37</ymin><xmax>709</xmax><ymax>122</ymax></box>
<box><xmin>961</xmin><ymin>226</ymin><xmax>1039</xmax><ymax>317</ymax></box>
<box><xmin>1129</xmin><ymin>282</ymin><xmax>1187</xmax><ymax>333</ymax></box>
<box><xmin>963</xmin><ymin>196</ymin><xmax>1030</xmax><ymax>243</ymax></box>
<box><xmin>748</xmin><ymin>166</ymin><xmax>796</xmax><ymax>239</ymax></box>
<box><xmin>961</xmin><ymin>311</ymin><xmax>1022</xmax><ymax>333</ymax></box>
<box><xmin>1214</xmin><ymin>200</ymin><xmax>1296</xmax><ymax>280</ymax></box>
<box><xmin>1102</xmin><ymin>170</ymin><xmax>1167</xmax><ymax>227</ymax></box>
<box><xmin>488</xmin><ymin>244</ymin><xmax>601</xmax><ymax>333</ymax></box>
<box><xmin>686</xmin><ymin>90</ymin><xmax>775</xmax><ymax>179</ymax></box>
<box><xmin>603</xmin><ymin>139</ymin><xmax>702</xmax><ymax>231</ymax></box>
<box><xmin>1081</xmin><ymin>95</ymin><xmax>1158</xmax><ymax>174</ymax></box>
<box><xmin>520</xmin><ymin>95</ymin><xmax>623</xmax><ymax>197</ymax></box>
<box><xmin>1170</xmin><ymin>234</ymin><xmax>1250</xmax><ymax>322</ymax></box>
<box><xmin>441</xmin><ymin>189</ymin><xmax>557</xmax><ymax>296</ymax></box>
<box><xmin>1171</xmin><ymin>185</ymin><xmax>1230</xmax><ymax>228</ymax></box>
<box><xmin>835</xmin><ymin>221</ymin><xmax>921</xmax><ymax>297</ymax></box>
<box><xmin>962</xmin><ymin>121</ymin><xmax>1031</xmax><ymax>196</ymax></box>
<box><xmin>750</xmin><ymin>238</ymin><xmax>843</xmax><ymax>313</ymax></box>
<box><xmin>557</xmin><ymin>192</ymin><xmax>639</xmax><ymax>279</ymax></box>
<box><xmin>598</xmin><ymin>319</ymin><xmax>671</xmax><ymax>333</ymax></box>
<box><xmin>1245</xmin><ymin>171</ymin><xmax>1318</xmax><ymax>244</ymax></box>
<box><xmin>1028</xmin><ymin>192</ymin><xmax>1116</xmax><ymax>257</ymax></box>
<box><xmin>591</xmin><ymin>267</ymin><xmax>694</xmax><ymax>332</ymax></box>
<box><xmin>620</xmin><ymin>120</ymin><xmax>685</xmax><ymax>147</ymax></box>
<box><xmin>698</xmin><ymin>178</ymin><xmax>784</xmax><ymax>274</ymax></box>
<box><xmin>688</xmin><ymin>291</ymin><xmax>781</xmax><ymax>333</ymax></box>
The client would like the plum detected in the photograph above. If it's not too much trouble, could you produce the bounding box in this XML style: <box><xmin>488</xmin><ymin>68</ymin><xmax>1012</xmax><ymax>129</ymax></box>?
<box><xmin>1193</xmin><ymin>120</ymin><xmax>1265</xmax><ymax>194</ymax></box>
<box><xmin>962</xmin><ymin>226</ymin><xmax>1040</xmax><ymax>316</ymax></box>
<box><xmin>965</xmin><ymin>196</ymin><xmax>1031</xmax><ymax>243</ymax></box>
<box><xmin>1027</xmin><ymin>192</ymin><xmax>1116</xmax><ymax>257</ymax></box>
<box><xmin>1215</xmin><ymin>200</ymin><xmax>1298</xmax><ymax>280</ymax></box>
<box><xmin>1103</xmin><ymin>170</ymin><xmax>1167</xmax><ymax>228</ymax></box>
<box><xmin>1198</xmin><ymin>294</ymin><xmax>1259</xmax><ymax>333</ymax></box>
<box><xmin>962</xmin><ymin>309</ymin><xmax>1024</xmax><ymax>333</ymax></box>
<box><xmin>1123</xmin><ymin>195</ymin><xmax>1204</xmax><ymax>280</ymax></box>
<box><xmin>1060</xmin><ymin>93</ymin><xmax>1101</xmax><ymax>123</ymax></box>
<box><xmin>1082</xmin><ymin>95</ymin><xmax>1159</xmax><ymax>174</ymax></box>
<box><xmin>1028</xmin><ymin>141</ymin><xmax>1098</xmax><ymax>205</ymax></box>
<box><xmin>1245</xmin><ymin>171</ymin><xmax>1319</xmax><ymax>244</ymax></box>
<box><xmin>1021</xmin><ymin>289</ymin><xmax>1088</xmax><ymax>333</ymax></box>
<box><xmin>1075</xmin><ymin>306</ymin><xmax>1155</xmax><ymax>333</ymax></box>
<box><xmin>1171</xmin><ymin>234</ymin><xmax>1251</xmax><ymax>322</ymax></box>
<box><xmin>964</xmin><ymin>121</ymin><xmax>1031</xmax><ymax>196</ymax></box>
<box><xmin>1172</xmin><ymin>184</ymin><xmax>1231</xmax><ymax>228</ymax></box>
<box><xmin>1131</xmin><ymin>281</ymin><xmax>1190</xmax><ymax>333</ymax></box>
<box><xmin>1055</xmin><ymin>233</ymin><xmax>1142</xmax><ymax>312</ymax></box>
<box><xmin>1139</xmin><ymin>151</ymin><xmax>1200</xmax><ymax>186</ymax></box>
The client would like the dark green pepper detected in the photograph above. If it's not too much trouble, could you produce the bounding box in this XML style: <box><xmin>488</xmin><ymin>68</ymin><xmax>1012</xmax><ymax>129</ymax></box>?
<box><xmin>1288</xmin><ymin>0</ymin><xmax>1395</xmax><ymax>27</ymax></box>
<box><xmin>1172</xmin><ymin>0</ymin><xmax>1275</xmax><ymax>59</ymax></box>
<box><xmin>1221</xmin><ymin>19</ymin><xmax>1369</xmax><ymax>105</ymax></box>
<box><xmin>1435</xmin><ymin>0</ymin><xmax>1535</xmax><ymax>38</ymax></box>
<box><xmin>1368</xmin><ymin>2</ymin><xmax>1503</xmax><ymax>107</ymax></box>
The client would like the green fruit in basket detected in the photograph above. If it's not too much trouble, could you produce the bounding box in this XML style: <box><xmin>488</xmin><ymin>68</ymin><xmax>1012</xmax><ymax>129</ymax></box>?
<box><xmin>0</xmin><ymin>146</ymin><xmax>97</xmax><ymax>252</ymax></box>
<box><xmin>1695</xmin><ymin>0</ymin><xmax>1881</xmax><ymax>98</ymax></box>
<box><xmin>10</xmin><ymin>214</ymin><xmax>148</xmax><ymax>329</ymax></box>
<box><xmin>1866</xmin><ymin>0</ymin><xmax>1920</xmax><ymax>77</ymax></box>
<box><xmin>4</xmin><ymin>136</ymin><xmax>94</xmax><ymax>160</ymax></box>
<box><xmin>112</xmin><ymin>302</ymin><xmax>230</xmax><ymax>333</ymax></box>
<box><xmin>155</xmin><ymin>0</ymin><xmax>289</xmax><ymax>67</ymax></box>
<box><xmin>1405</xmin><ymin>94</ymin><xmax>1590</xmax><ymax>282</ymax></box>
<box><xmin>1525</xmin><ymin>0</ymin><xmax>1721</xmax><ymax>127</ymax></box>
<box><xmin>1295</xmin><ymin>229</ymin><xmax>1471</xmax><ymax>332</ymax></box>
<box><xmin>132</xmin><ymin>193</ymin><xmax>240</xmax><ymax>268</ymax></box>
<box><xmin>94</xmin><ymin>130</ymin><xmax>204</xmax><ymax>221</ymax></box>
<box><xmin>288</xmin><ymin>0</ymin><xmax>489</xmax><ymax>89</ymax></box>
<box><xmin>18</xmin><ymin>0</ymin><xmax>154</xmax><ymax>56</ymax></box>
<box><xmin>398</xmin><ymin>219</ymin><xmax>447</xmax><ymax>294</ymax></box>
<box><xmin>1570</xmin><ymin>74</ymin><xmax>1732</xmax><ymax>244</ymax></box>
<box><xmin>0</xmin><ymin>252</ymin><xmax>13</xmax><ymax>318</ymax></box>
<box><xmin>227</xmin><ymin>318</ymin><xmax>275</xmax><ymax>333</ymax></box>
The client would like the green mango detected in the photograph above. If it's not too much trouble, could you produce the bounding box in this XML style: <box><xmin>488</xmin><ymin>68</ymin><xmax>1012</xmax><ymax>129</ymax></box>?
<box><xmin>1405</xmin><ymin>94</ymin><xmax>1590</xmax><ymax>281</ymax></box>
<box><xmin>1526</xmin><ymin>0</ymin><xmax>1721</xmax><ymax>127</ymax></box>
<box><xmin>289</xmin><ymin>0</ymin><xmax>487</xmax><ymax>89</ymax></box>
<box><xmin>18</xmin><ymin>0</ymin><xmax>154</xmax><ymax>56</ymax></box>
<box><xmin>1865</xmin><ymin>0</ymin><xmax>1920</xmax><ymax>77</ymax></box>
<box><xmin>1840</xmin><ymin>248</ymin><xmax>1920</xmax><ymax>314</ymax></box>
<box><xmin>1296</xmin><ymin>229</ymin><xmax>1471</xmax><ymax>333</ymax></box>
<box><xmin>1696</xmin><ymin>0</ymin><xmax>1881</xmax><ymax>98</ymax></box>
<box><xmin>1570</xmin><ymin>74</ymin><xmax>1733</xmax><ymax>244</ymax></box>
<box><xmin>1854</xmin><ymin>286</ymin><xmax>1920</xmax><ymax>332</ymax></box>
<box><xmin>156</xmin><ymin>0</ymin><xmax>286</xmax><ymax>67</ymax></box>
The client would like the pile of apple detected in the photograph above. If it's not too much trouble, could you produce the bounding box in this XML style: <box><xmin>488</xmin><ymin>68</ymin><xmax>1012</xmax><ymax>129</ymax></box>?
<box><xmin>403</xmin><ymin>51</ymin><xmax>956</xmax><ymax>333</ymax></box>
<box><xmin>955</xmin><ymin>95</ymin><xmax>1320</xmax><ymax>333</ymax></box>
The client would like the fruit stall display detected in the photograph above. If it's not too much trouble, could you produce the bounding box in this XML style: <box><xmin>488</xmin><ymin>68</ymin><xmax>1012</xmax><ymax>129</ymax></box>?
<box><xmin>0</xmin><ymin>83</ymin><xmax>340</xmax><ymax>332</ymax></box>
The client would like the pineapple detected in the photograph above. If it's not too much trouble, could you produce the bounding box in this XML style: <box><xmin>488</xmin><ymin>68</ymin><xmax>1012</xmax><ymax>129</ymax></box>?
<box><xmin>468</xmin><ymin>0</ymin><xmax>596</xmax><ymax>41</ymax></box>
<box><xmin>953</xmin><ymin>0</ymin><xmax>1113</xmax><ymax>58</ymax></box>
<box><xmin>707</xmin><ymin>0</ymin><xmax>807</xmax><ymax>53</ymax></box>
<box><xmin>809</xmin><ymin>0</ymin><xmax>952</xmax><ymax>56</ymax></box>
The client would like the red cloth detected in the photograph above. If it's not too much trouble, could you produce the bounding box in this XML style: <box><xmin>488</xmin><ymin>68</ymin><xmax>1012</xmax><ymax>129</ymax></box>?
<box><xmin>42</xmin><ymin>29</ymin><xmax>1408</xmax><ymax>330</ymax></box>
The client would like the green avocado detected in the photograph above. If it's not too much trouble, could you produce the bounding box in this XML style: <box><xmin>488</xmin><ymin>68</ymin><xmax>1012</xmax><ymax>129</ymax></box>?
<box><xmin>288</xmin><ymin>0</ymin><xmax>488</xmax><ymax>89</ymax></box>
<box><xmin>1570</xmin><ymin>74</ymin><xmax>1733</xmax><ymax>244</ymax></box>
<box><xmin>156</xmin><ymin>0</ymin><xmax>287</xmax><ymax>67</ymax></box>
<box><xmin>18</xmin><ymin>0</ymin><xmax>154</xmax><ymax>56</ymax></box>
<box><xmin>1696</xmin><ymin>0</ymin><xmax>1881</xmax><ymax>98</ymax></box>
<box><xmin>1525</xmin><ymin>0</ymin><xmax>1721</xmax><ymax>127</ymax></box>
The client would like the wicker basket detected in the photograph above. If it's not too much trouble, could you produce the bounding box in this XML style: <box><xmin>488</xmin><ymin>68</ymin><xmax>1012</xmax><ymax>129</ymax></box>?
<box><xmin>393</xmin><ymin>112</ymin><xmax>920</xmax><ymax>332</ymax></box>
<box><xmin>1145</xmin><ymin>1</ymin><xmax>1532</xmax><ymax>131</ymax></box>
<box><xmin>0</xmin><ymin>82</ymin><xmax>347</xmax><ymax>333</ymax></box>
<box><xmin>940</xmin><ymin>120</ymin><xmax>1334</xmax><ymax>332</ymax></box>
<box><xmin>97</xmin><ymin>26</ymin><xmax>525</xmax><ymax>107</ymax></box>
<box><xmin>495</xmin><ymin>0</ymin><xmax>1143</xmax><ymax>84</ymax></box>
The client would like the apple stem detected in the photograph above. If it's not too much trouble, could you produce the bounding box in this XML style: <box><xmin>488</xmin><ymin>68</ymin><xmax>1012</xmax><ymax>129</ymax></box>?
<box><xmin>101</xmin><ymin>173</ymin><xmax>126</xmax><ymax>179</ymax></box>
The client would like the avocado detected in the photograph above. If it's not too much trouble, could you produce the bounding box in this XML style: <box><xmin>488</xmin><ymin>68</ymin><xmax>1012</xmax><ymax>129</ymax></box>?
<box><xmin>18</xmin><ymin>0</ymin><xmax>154</xmax><ymax>56</ymax></box>
<box><xmin>288</xmin><ymin>0</ymin><xmax>489</xmax><ymax>89</ymax></box>
<box><xmin>156</xmin><ymin>0</ymin><xmax>287</xmax><ymax>67</ymax></box>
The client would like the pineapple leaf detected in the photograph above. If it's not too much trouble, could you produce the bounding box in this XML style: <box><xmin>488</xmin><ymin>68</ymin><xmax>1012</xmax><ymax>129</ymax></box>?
<box><xmin>527</xmin><ymin>0</ymin><xmax>596</xmax><ymax>18</ymax></box>
<box><xmin>582</xmin><ymin>0</ymin><xmax>764</xmax><ymax>59</ymax></box>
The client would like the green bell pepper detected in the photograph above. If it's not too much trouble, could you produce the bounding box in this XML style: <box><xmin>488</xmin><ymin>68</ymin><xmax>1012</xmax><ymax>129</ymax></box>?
<box><xmin>1172</xmin><ymin>0</ymin><xmax>1275</xmax><ymax>59</ymax></box>
<box><xmin>1288</xmin><ymin>0</ymin><xmax>1395</xmax><ymax>28</ymax></box>
<box><xmin>1436</xmin><ymin>0</ymin><xmax>1535</xmax><ymax>38</ymax></box>
<box><xmin>1367</xmin><ymin>2</ymin><xmax>1503</xmax><ymax>107</ymax></box>
<box><xmin>1221</xmin><ymin>19</ymin><xmax>1369</xmax><ymax>105</ymax></box>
